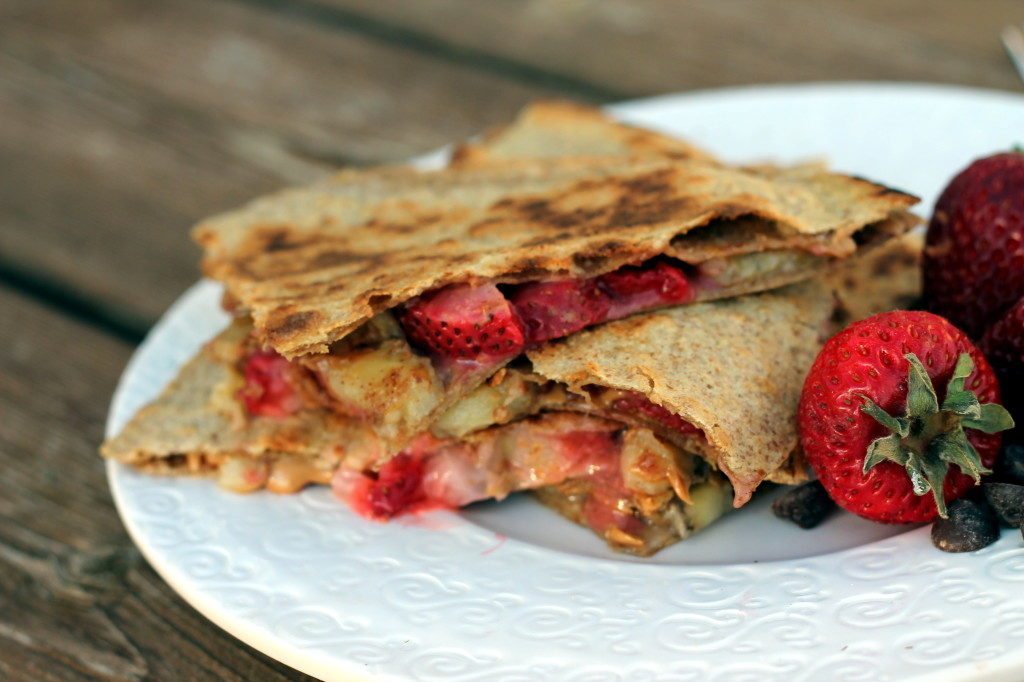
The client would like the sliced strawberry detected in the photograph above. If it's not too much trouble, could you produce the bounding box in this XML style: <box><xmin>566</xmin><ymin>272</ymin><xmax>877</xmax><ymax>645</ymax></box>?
<box><xmin>334</xmin><ymin>452</ymin><xmax>448</xmax><ymax>520</ymax></box>
<box><xmin>611</xmin><ymin>391</ymin><xmax>703</xmax><ymax>439</ymax></box>
<box><xmin>399</xmin><ymin>283</ymin><xmax>526</xmax><ymax>362</ymax></box>
<box><xmin>508</xmin><ymin>261</ymin><xmax>693</xmax><ymax>345</ymax></box>
<box><xmin>598</xmin><ymin>260</ymin><xmax>694</xmax><ymax>320</ymax></box>
<box><xmin>399</xmin><ymin>260</ymin><xmax>695</xmax><ymax>360</ymax></box>
<box><xmin>556</xmin><ymin>428</ymin><xmax>621</xmax><ymax>474</ymax></box>
<box><xmin>508</xmin><ymin>279</ymin><xmax>611</xmax><ymax>345</ymax></box>
<box><xmin>238</xmin><ymin>350</ymin><xmax>304</xmax><ymax>418</ymax></box>
<box><xmin>366</xmin><ymin>453</ymin><xmax>427</xmax><ymax>519</ymax></box>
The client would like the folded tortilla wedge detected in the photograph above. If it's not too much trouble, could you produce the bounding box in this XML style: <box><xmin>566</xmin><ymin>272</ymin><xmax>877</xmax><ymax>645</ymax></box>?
<box><xmin>448</xmin><ymin>100</ymin><xmax>718</xmax><ymax>167</ymax></box>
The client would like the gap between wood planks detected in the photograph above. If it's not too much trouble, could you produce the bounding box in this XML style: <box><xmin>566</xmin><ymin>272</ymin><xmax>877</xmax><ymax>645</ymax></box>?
<box><xmin>3</xmin><ymin>0</ymin><xmax>616</xmax><ymax>346</ymax></box>
<box><xmin>227</xmin><ymin>0</ymin><xmax>631</xmax><ymax>103</ymax></box>
<box><xmin>0</xmin><ymin>263</ymin><xmax>146</xmax><ymax>345</ymax></box>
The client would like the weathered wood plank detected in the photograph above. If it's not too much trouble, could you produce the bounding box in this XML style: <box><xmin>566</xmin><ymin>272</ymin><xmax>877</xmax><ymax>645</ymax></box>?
<box><xmin>0</xmin><ymin>286</ymin><xmax>313</xmax><ymax>680</ymax></box>
<box><xmin>0</xmin><ymin>0</ymin><xmax>560</xmax><ymax>332</ymax></box>
<box><xmin>321</xmin><ymin>0</ymin><xmax>1024</xmax><ymax>94</ymax></box>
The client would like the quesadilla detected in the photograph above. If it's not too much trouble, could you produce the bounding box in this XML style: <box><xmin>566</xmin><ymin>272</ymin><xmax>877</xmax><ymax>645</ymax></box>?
<box><xmin>190</xmin><ymin>102</ymin><xmax>916</xmax><ymax>475</ymax></box>
<box><xmin>103</xmin><ymin>101</ymin><xmax>922</xmax><ymax>554</ymax></box>
<box><xmin>531</xmin><ymin>232</ymin><xmax>924</xmax><ymax>552</ymax></box>
<box><xmin>103</xmin><ymin>233</ymin><xmax>921</xmax><ymax>555</ymax></box>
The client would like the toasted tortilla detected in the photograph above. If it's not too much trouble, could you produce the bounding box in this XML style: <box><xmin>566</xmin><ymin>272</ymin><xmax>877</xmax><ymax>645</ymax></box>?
<box><xmin>101</xmin><ymin>321</ymin><xmax>367</xmax><ymax>475</ymax></box>
<box><xmin>525</xmin><ymin>280</ymin><xmax>829</xmax><ymax>505</ymax></box>
<box><xmin>449</xmin><ymin>100</ymin><xmax>717</xmax><ymax>167</ymax></box>
<box><xmin>452</xmin><ymin>99</ymin><xmax>918</xmax><ymax>308</ymax></box>
<box><xmin>196</xmin><ymin>151</ymin><xmax>916</xmax><ymax>358</ymax></box>
<box><xmin>827</xmin><ymin>231</ymin><xmax>923</xmax><ymax>324</ymax></box>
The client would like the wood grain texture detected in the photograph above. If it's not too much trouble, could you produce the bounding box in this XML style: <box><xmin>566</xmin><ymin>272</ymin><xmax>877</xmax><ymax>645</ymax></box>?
<box><xmin>0</xmin><ymin>286</ymin><xmax>316</xmax><ymax>681</ymax></box>
<box><xmin>321</xmin><ymin>0</ymin><xmax>1024</xmax><ymax>93</ymax></box>
<box><xmin>0</xmin><ymin>0</ymin><xmax>559</xmax><ymax>332</ymax></box>
<box><xmin>2</xmin><ymin>1</ymin><xmax>1023</xmax><ymax>679</ymax></box>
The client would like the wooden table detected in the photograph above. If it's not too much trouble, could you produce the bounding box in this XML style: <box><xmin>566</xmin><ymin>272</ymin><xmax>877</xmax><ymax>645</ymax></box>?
<box><xmin>1</xmin><ymin>1</ymin><xmax>1020</xmax><ymax>679</ymax></box>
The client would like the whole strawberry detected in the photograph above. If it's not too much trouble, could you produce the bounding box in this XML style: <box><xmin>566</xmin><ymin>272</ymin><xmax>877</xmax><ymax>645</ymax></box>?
<box><xmin>981</xmin><ymin>296</ymin><xmax>1024</xmax><ymax>416</ymax></box>
<box><xmin>923</xmin><ymin>151</ymin><xmax>1024</xmax><ymax>338</ymax></box>
<box><xmin>799</xmin><ymin>311</ymin><xmax>1013</xmax><ymax>523</ymax></box>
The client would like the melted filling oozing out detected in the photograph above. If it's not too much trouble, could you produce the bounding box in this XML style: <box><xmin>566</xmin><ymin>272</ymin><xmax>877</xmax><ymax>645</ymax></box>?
<box><xmin>332</xmin><ymin>398</ymin><xmax>704</xmax><ymax>523</ymax></box>
<box><xmin>608</xmin><ymin>391</ymin><xmax>704</xmax><ymax>440</ymax></box>
<box><xmin>332</xmin><ymin>425</ymin><xmax>623</xmax><ymax>519</ymax></box>
<box><xmin>234</xmin><ymin>348</ymin><xmax>707</xmax><ymax>525</ymax></box>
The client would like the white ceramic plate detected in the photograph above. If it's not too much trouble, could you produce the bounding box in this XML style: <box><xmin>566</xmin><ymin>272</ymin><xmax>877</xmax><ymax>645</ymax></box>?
<box><xmin>106</xmin><ymin>83</ymin><xmax>1024</xmax><ymax>682</ymax></box>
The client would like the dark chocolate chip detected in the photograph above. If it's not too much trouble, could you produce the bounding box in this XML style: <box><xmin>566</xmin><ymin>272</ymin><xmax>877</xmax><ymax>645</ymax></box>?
<box><xmin>772</xmin><ymin>480</ymin><xmax>836</xmax><ymax>529</ymax></box>
<box><xmin>931</xmin><ymin>498</ymin><xmax>999</xmax><ymax>553</ymax></box>
<box><xmin>983</xmin><ymin>482</ymin><xmax>1024</xmax><ymax>527</ymax></box>
<box><xmin>994</xmin><ymin>442</ymin><xmax>1024</xmax><ymax>485</ymax></box>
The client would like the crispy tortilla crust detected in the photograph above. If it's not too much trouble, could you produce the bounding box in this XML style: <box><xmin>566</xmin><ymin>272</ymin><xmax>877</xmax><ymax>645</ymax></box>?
<box><xmin>196</xmin><ymin>153</ymin><xmax>917</xmax><ymax>358</ymax></box>
<box><xmin>449</xmin><ymin>100</ymin><xmax>717</xmax><ymax>167</ymax></box>
<box><xmin>100</xmin><ymin>320</ymin><xmax>369</xmax><ymax>472</ymax></box>
<box><xmin>826</xmin><ymin>231</ymin><xmax>924</xmax><ymax>324</ymax></box>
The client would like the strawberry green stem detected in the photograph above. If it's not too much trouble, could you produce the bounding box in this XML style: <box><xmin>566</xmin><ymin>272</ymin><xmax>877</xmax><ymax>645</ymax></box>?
<box><xmin>860</xmin><ymin>353</ymin><xmax>1014</xmax><ymax>518</ymax></box>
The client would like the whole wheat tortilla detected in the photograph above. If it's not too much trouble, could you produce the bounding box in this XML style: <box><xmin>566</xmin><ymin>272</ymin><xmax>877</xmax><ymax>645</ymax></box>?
<box><xmin>526</xmin><ymin>281</ymin><xmax>831</xmax><ymax>506</ymax></box>
<box><xmin>827</xmin><ymin>232</ymin><xmax>923</xmax><ymax>324</ymax></box>
<box><xmin>445</xmin><ymin>100</ymin><xmax>918</xmax><ymax>282</ymax></box>
<box><xmin>449</xmin><ymin>100</ymin><xmax>717</xmax><ymax>167</ymax></box>
<box><xmin>196</xmin><ymin>152</ymin><xmax>916</xmax><ymax>358</ymax></box>
<box><xmin>101</xmin><ymin>320</ymin><xmax>369</xmax><ymax>474</ymax></box>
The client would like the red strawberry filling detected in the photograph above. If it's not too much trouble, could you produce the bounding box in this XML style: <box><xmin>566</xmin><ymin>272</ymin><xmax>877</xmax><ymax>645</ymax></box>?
<box><xmin>335</xmin><ymin>418</ymin><xmax>663</xmax><ymax>546</ymax></box>
<box><xmin>238</xmin><ymin>350</ymin><xmax>305</xmax><ymax>418</ymax></box>
<box><xmin>508</xmin><ymin>279</ymin><xmax>610</xmax><ymax>344</ymax></box>
<box><xmin>562</xmin><ymin>430</ymin><xmax>649</xmax><ymax>539</ymax></box>
<box><xmin>400</xmin><ymin>257</ymin><xmax>696</xmax><ymax>365</ymax></box>
<box><xmin>581</xmin><ymin>468</ymin><xmax>648</xmax><ymax>539</ymax></box>
<box><xmin>399</xmin><ymin>283</ymin><xmax>527</xmax><ymax>363</ymax></box>
<box><xmin>610</xmin><ymin>391</ymin><xmax>704</xmax><ymax>440</ymax></box>
<box><xmin>364</xmin><ymin>453</ymin><xmax>428</xmax><ymax>518</ymax></box>
<box><xmin>597</xmin><ymin>260</ymin><xmax>694</xmax><ymax>320</ymax></box>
